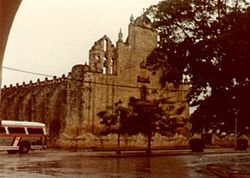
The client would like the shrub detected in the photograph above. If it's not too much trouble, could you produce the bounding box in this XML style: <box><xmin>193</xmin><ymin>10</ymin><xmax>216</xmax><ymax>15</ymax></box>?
<box><xmin>236</xmin><ymin>138</ymin><xmax>248</xmax><ymax>150</ymax></box>
<box><xmin>189</xmin><ymin>138</ymin><xmax>204</xmax><ymax>152</ymax></box>
<box><xmin>201</xmin><ymin>133</ymin><xmax>212</xmax><ymax>145</ymax></box>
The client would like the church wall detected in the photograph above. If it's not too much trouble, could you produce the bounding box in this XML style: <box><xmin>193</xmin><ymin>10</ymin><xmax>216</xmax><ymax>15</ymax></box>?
<box><xmin>0</xmin><ymin>76</ymin><xmax>67</xmax><ymax>142</ymax></box>
<box><xmin>84</xmin><ymin>23</ymin><xmax>158</xmax><ymax>132</ymax></box>
<box><xmin>1</xmin><ymin>15</ymin><xmax>190</xmax><ymax>149</ymax></box>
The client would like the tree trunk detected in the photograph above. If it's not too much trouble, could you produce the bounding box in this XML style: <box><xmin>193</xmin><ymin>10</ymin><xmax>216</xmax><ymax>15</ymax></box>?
<box><xmin>146</xmin><ymin>130</ymin><xmax>152</xmax><ymax>154</ymax></box>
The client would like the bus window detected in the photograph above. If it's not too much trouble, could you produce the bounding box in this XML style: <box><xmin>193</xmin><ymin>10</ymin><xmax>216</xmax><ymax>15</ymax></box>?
<box><xmin>0</xmin><ymin>127</ymin><xmax>5</xmax><ymax>133</ymax></box>
<box><xmin>27</xmin><ymin>128</ymin><xmax>44</xmax><ymax>134</ymax></box>
<box><xmin>8</xmin><ymin>127</ymin><xmax>26</xmax><ymax>134</ymax></box>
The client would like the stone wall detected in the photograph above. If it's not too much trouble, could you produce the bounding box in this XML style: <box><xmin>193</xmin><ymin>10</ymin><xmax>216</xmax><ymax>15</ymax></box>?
<box><xmin>0</xmin><ymin>76</ymin><xmax>67</xmax><ymax>140</ymax></box>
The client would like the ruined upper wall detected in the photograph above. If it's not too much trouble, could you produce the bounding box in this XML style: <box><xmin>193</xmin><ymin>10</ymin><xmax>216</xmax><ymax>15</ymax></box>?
<box><xmin>126</xmin><ymin>14</ymin><xmax>156</xmax><ymax>45</ymax></box>
<box><xmin>87</xmin><ymin>15</ymin><xmax>157</xmax><ymax>79</ymax></box>
<box><xmin>116</xmin><ymin>15</ymin><xmax>158</xmax><ymax>85</ymax></box>
<box><xmin>89</xmin><ymin>35</ymin><xmax>116</xmax><ymax>74</ymax></box>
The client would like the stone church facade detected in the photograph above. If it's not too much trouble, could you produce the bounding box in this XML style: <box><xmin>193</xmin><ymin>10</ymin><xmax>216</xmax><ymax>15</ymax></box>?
<box><xmin>0</xmin><ymin>15</ymin><xmax>189</xmax><ymax>149</ymax></box>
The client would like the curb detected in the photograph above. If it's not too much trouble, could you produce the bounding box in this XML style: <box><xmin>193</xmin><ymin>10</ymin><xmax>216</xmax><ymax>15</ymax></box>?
<box><xmin>76</xmin><ymin>149</ymin><xmax>250</xmax><ymax>158</ymax></box>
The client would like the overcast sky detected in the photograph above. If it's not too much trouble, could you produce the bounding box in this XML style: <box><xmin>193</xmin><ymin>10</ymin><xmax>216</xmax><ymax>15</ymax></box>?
<box><xmin>2</xmin><ymin>0</ymin><xmax>160</xmax><ymax>87</ymax></box>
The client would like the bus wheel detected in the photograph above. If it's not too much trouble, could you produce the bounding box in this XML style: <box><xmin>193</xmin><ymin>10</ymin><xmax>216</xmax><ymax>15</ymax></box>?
<box><xmin>7</xmin><ymin>150</ymin><xmax>18</xmax><ymax>154</ymax></box>
<box><xmin>19</xmin><ymin>141</ymin><xmax>30</xmax><ymax>154</ymax></box>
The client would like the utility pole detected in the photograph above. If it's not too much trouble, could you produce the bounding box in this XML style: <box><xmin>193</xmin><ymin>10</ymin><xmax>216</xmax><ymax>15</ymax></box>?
<box><xmin>115</xmin><ymin>99</ymin><xmax>122</xmax><ymax>154</ymax></box>
<box><xmin>232</xmin><ymin>95</ymin><xmax>238</xmax><ymax>150</ymax></box>
<box><xmin>235</xmin><ymin>110</ymin><xmax>238</xmax><ymax>150</ymax></box>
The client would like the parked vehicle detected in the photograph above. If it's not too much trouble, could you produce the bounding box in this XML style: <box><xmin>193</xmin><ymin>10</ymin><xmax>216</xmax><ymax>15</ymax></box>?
<box><xmin>0</xmin><ymin>120</ymin><xmax>47</xmax><ymax>154</ymax></box>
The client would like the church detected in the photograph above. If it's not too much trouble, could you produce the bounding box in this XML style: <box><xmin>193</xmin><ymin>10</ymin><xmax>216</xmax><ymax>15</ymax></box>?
<box><xmin>0</xmin><ymin>15</ymin><xmax>189</xmax><ymax>149</ymax></box>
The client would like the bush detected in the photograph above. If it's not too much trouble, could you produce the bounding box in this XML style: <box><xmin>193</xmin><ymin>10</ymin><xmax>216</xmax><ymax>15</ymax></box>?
<box><xmin>189</xmin><ymin>138</ymin><xmax>204</xmax><ymax>152</ymax></box>
<box><xmin>201</xmin><ymin>133</ymin><xmax>212</xmax><ymax>145</ymax></box>
<box><xmin>236</xmin><ymin>138</ymin><xmax>248</xmax><ymax>150</ymax></box>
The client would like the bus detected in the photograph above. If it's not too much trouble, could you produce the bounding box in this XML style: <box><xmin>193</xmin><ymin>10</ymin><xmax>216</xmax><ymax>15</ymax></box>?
<box><xmin>0</xmin><ymin>120</ymin><xmax>47</xmax><ymax>154</ymax></box>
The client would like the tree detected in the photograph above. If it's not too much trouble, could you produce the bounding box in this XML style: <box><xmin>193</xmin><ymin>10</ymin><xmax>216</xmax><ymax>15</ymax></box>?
<box><xmin>128</xmin><ymin>98</ymin><xmax>163</xmax><ymax>153</ymax></box>
<box><xmin>146</xmin><ymin>0</ymin><xmax>250</xmax><ymax>135</ymax></box>
<box><xmin>97</xmin><ymin>97</ymin><xmax>188</xmax><ymax>153</ymax></box>
<box><xmin>97</xmin><ymin>99</ymin><xmax>163</xmax><ymax>153</ymax></box>
<box><xmin>96</xmin><ymin>110</ymin><xmax>118</xmax><ymax>135</ymax></box>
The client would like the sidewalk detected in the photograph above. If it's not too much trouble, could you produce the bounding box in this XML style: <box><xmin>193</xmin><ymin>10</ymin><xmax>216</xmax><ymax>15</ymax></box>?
<box><xmin>77</xmin><ymin>148</ymin><xmax>250</xmax><ymax>157</ymax></box>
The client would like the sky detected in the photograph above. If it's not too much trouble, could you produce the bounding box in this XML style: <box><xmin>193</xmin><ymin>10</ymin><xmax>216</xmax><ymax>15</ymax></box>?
<box><xmin>2</xmin><ymin>0</ymin><xmax>160</xmax><ymax>87</ymax></box>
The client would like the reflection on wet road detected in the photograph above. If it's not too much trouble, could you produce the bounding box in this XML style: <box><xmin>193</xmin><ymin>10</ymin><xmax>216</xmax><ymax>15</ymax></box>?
<box><xmin>0</xmin><ymin>150</ymin><xmax>249</xmax><ymax>177</ymax></box>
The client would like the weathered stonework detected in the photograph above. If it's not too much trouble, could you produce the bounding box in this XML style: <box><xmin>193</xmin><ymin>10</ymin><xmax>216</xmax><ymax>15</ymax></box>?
<box><xmin>1</xmin><ymin>15</ymin><xmax>190</xmax><ymax>149</ymax></box>
<box><xmin>0</xmin><ymin>76</ymin><xmax>67</xmax><ymax>140</ymax></box>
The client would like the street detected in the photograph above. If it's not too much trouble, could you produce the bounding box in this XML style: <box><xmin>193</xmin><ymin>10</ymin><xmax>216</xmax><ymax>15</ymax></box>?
<box><xmin>0</xmin><ymin>149</ymin><xmax>250</xmax><ymax>177</ymax></box>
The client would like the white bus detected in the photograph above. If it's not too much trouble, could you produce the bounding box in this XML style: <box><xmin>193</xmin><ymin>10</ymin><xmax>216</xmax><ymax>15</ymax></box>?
<box><xmin>0</xmin><ymin>120</ymin><xmax>47</xmax><ymax>154</ymax></box>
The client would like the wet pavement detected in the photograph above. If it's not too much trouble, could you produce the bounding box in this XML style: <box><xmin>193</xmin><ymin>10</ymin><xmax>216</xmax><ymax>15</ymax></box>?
<box><xmin>0</xmin><ymin>149</ymin><xmax>250</xmax><ymax>177</ymax></box>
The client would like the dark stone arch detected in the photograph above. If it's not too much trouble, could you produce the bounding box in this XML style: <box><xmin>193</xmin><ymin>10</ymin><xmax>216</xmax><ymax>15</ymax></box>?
<box><xmin>0</xmin><ymin>0</ymin><xmax>21</xmax><ymax>93</ymax></box>
<box><xmin>47</xmin><ymin>85</ymin><xmax>67</xmax><ymax>141</ymax></box>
